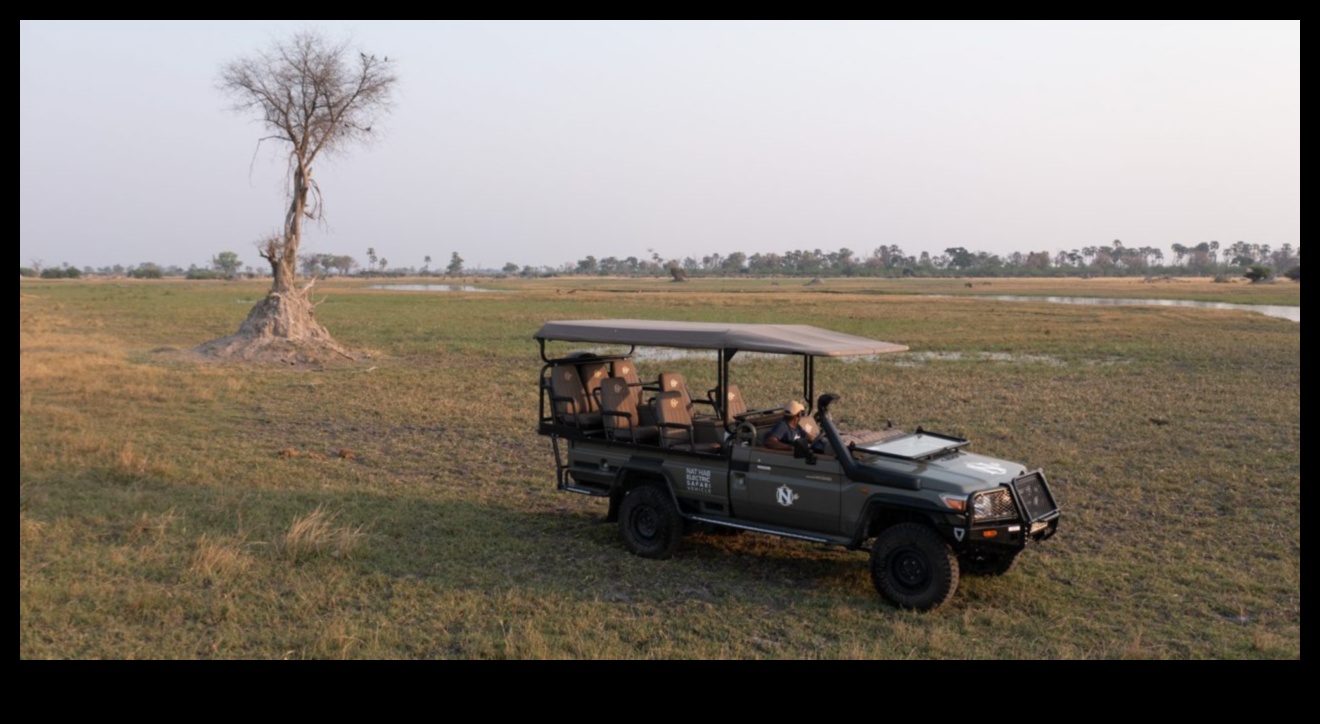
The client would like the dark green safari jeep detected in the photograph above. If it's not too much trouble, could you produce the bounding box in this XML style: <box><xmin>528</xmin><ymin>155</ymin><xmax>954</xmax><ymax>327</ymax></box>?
<box><xmin>535</xmin><ymin>319</ymin><xmax>1060</xmax><ymax>611</ymax></box>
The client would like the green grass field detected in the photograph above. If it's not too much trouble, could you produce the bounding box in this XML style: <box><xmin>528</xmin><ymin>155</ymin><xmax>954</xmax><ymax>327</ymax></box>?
<box><xmin>19</xmin><ymin>276</ymin><xmax>1300</xmax><ymax>658</ymax></box>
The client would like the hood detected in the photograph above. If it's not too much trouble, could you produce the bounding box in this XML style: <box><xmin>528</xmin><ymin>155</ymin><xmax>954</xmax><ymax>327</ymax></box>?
<box><xmin>860</xmin><ymin>450</ymin><xmax>1028</xmax><ymax>496</ymax></box>
<box><xmin>908</xmin><ymin>449</ymin><xmax>1029</xmax><ymax>494</ymax></box>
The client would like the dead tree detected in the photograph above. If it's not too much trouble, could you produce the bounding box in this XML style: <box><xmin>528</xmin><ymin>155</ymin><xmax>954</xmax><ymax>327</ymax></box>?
<box><xmin>198</xmin><ymin>31</ymin><xmax>397</xmax><ymax>364</ymax></box>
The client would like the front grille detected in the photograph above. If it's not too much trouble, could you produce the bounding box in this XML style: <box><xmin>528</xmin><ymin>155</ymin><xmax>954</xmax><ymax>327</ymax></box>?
<box><xmin>972</xmin><ymin>488</ymin><xmax>1016</xmax><ymax>522</ymax></box>
<box><xmin>1013</xmin><ymin>472</ymin><xmax>1058</xmax><ymax>522</ymax></box>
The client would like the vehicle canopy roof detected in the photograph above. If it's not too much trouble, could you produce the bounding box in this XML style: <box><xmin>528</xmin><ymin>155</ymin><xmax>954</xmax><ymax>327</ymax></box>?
<box><xmin>535</xmin><ymin>319</ymin><xmax>908</xmax><ymax>357</ymax></box>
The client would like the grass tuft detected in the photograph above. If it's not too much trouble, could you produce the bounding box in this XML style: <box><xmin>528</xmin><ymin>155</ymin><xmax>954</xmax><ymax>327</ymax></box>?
<box><xmin>279</xmin><ymin>506</ymin><xmax>365</xmax><ymax>563</ymax></box>
<box><xmin>129</xmin><ymin>507</ymin><xmax>181</xmax><ymax>543</ymax></box>
<box><xmin>20</xmin><ymin>513</ymin><xmax>46</xmax><ymax>545</ymax></box>
<box><xmin>190</xmin><ymin>534</ymin><xmax>251</xmax><ymax>582</ymax></box>
<box><xmin>117</xmin><ymin>441</ymin><xmax>148</xmax><ymax>478</ymax></box>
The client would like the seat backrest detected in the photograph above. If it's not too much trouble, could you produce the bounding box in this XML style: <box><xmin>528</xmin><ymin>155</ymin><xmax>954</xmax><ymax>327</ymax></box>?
<box><xmin>613</xmin><ymin>359</ymin><xmax>642</xmax><ymax>387</ymax></box>
<box><xmin>654</xmin><ymin>390</ymin><xmax>693</xmax><ymax>446</ymax></box>
<box><xmin>549</xmin><ymin>364</ymin><xmax>591</xmax><ymax>422</ymax></box>
<box><xmin>659</xmin><ymin>372</ymin><xmax>694</xmax><ymax>411</ymax></box>
<box><xmin>722</xmin><ymin>384</ymin><xmax>748</xmax><ymax>424</ymax></box>
<box><xmin>799</xmin><ymin>414</ymin><xmax>820</xmax><ymax>441</ymax></box>
<box><xmin>577</xmin><ymin>360</ymin><xmax>611</xmax><ymax>412</ymax></box>
<box><xmin>612</xmin><ymin>358</ymin><xmax>647</xmax><ymax>404</ymax></box>
<box><xmin>599</xmin><ymin>376</ymin><xmax>641</xmax><ymax>437</ymax></box>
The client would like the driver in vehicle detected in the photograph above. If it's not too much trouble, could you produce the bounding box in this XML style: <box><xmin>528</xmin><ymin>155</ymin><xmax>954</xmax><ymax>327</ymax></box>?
<box><xmin>764</xmin><ymin>401</ymin><xmax>815</xmax><ymax>451</ymax></box>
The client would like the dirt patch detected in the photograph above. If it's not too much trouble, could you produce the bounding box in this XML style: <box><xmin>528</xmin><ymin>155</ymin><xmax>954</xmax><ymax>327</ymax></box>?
<box><xmin>192</xmin><ymin>335</ymin><xmax>369</xmax><ymax>369</ymax></box>
<box><xmin>193</xmin><ymin>289</ymin><xmax>370</xmax><ymax>369</ymax></box>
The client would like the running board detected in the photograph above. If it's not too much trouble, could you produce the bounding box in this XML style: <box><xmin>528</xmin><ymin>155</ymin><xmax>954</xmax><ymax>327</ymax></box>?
<box><xmin>562</xmin><ymin>484</ymin><xmax>611</xmax><ymax>498</ymax></box>
<box><xmin>686</xmin><ymin>514</ymin><xmax>852</xmax><ymax>547</ymax></box>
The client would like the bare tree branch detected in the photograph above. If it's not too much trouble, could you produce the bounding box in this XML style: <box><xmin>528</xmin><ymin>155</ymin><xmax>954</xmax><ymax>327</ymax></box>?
<box><xmin>220</xmin><ymin>30</ymin><xmax>397</xmax><ymax>295</ymax></box>
<box><xmin>202</xmin><ymin>30</ymin><xmax>398</xmax><ymax>363</ymax></box>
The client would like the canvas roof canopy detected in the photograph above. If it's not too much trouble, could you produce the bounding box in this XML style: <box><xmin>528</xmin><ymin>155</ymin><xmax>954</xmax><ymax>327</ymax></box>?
<box><xmin>535</xmin><ymin>319</ymin><xmax>908</xmax><ymax>357</ymax></box>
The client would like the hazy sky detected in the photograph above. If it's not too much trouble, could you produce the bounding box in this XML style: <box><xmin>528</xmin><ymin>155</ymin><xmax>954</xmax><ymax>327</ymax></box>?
<box><xmin>20</xmin><ymin>20</ymin><xmax>1300</xmax><ymax>272</ymax></box>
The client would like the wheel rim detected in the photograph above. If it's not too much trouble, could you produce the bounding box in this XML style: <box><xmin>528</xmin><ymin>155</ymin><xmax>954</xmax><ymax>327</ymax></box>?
<box><xmin>891</xmin><ymin>547</ymin><xmax>930</xmax><ymax>591</ymax></box>
<box><xmin>632</xmin><ymin>506</ymin><xmax>659</xmax><ymax>540</ymax></box>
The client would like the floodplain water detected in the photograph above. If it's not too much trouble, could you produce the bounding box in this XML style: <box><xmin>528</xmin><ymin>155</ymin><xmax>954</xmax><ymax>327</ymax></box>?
<box><xmin>369</xmin><ymin>284</ymin><xmax>502</xmax><ymax>292</ymax></box>
<box><xmin>370</xmin><ymin>283</ymin><xmax>1299</xmax><ymax>322</ymax></box>
<box><xmin>974</xmin><ymin>295</ymin><xmax>1299</xmax><ymax>322</ymax></box>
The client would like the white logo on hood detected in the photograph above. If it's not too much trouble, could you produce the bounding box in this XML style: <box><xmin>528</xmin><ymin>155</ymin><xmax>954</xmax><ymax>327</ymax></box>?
<box><xmin>966</xmin><ymin>461</ymin><xmax>1007</xmax><ymax>475</ymax></box>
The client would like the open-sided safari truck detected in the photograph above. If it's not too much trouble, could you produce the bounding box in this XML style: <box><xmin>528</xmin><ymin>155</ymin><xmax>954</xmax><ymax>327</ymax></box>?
<box><xmin>535</xmin><ymin>319</ymin><xmax>1060</xmax><ymax>611</ymax></box>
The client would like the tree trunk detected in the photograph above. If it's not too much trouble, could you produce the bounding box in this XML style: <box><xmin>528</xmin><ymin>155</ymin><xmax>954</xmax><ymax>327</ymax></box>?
<box><xmin>195</xmin><ymin>162</ymin><xmax>360</xmax><ymax>366</ymax></box>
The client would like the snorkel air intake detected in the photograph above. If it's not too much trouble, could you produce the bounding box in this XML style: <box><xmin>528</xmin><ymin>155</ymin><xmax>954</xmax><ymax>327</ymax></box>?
<box><xmin>816</xmin><ymin>394</ymin><xmax>921</xmax><ymax>490</ymax></box>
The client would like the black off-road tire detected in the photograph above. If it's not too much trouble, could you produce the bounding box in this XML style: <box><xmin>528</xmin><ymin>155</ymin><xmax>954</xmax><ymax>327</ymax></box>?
<box><xmin>870</xmin><ymin>522</ymin><xmax>960</xmax><ymax>611</ymax></box>
<box><xmin>619</xmin><ymin>485</ymin><xmax>683</xmax><ymax>559</ymax></box>
<box><xmin>958</xmin><ymin>548</ymin><xmax>1019</xmax><ymax>577</ymax></box>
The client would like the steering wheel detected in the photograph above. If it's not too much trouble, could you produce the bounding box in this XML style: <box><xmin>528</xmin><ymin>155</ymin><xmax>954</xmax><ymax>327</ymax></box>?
<box><xmin>735</xmin><ymin>421</ymin><xmax>758</xmax><ymax>445</ymax></box>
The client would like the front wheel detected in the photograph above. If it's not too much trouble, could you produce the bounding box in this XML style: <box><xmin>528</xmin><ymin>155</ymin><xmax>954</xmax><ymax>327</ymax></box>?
<box><xmin>619</xmin><ymin>485</ymin><xmax>683</xmax><ymax>559</ymax></box>
<box><xmin>870</xmin><ymin>522</ymin><xmax>959</xmax><ymax>611</ymax></box>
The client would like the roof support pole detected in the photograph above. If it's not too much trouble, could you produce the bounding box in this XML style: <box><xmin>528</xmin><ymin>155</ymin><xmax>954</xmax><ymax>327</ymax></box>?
<box><xmin>805</xmin><ymin>356</ymin><xmax>815</xmax><ymax>414</ymax></box>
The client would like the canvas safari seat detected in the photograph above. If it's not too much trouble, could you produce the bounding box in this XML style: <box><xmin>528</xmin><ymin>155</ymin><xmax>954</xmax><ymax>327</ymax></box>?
<box><xmin>714</xmin><ymin>383</ymin><xmax>773</xmax><ymax>433</ymax></box>
<box><xmin>716</xmin><ymin>383</ymin><xmax>747</xmax><ymax>425</ymax></box>
<box><xmin>612</xmin><ymin>358</ymin><xmax>645</xmax><ymax>393</ymax></box>
<box><xmin>547</xmin><ymin>363</ymin><xmax>602</xmax><ymax>430</ymax></box>
<box><xmin>655</xmin><ymin>390</ymin><xmax>723</xmax><ymax>452</ymax></box>
<box><xmin>598</xmin><ymin>376</ymin><xmax>659</xmax><ymax>443</ymax></box>
<box><xmin>658</xmin><ymin>372</ymin><xmax>695</xmax><ymax>412</ymax></box>
<box><xmin>611</xmin><ymin>358</ymin><xmax>656</xmax><ymax>425</ymax></box>
<box><xmin>577</xmin><ymin>358</ymin><xmax>612</xmax><ymax>413</ymax></box>
<box><xmin>720</xmin><ymin>386</ymin><xmax>786</xmax><ymax>430</ymax></box>
<box><xmin>800</xmin><ymin>415</ymin><xmax>839</xmax><ymax>457</ymax></box>
<box><xmin>660</xmin><ymin>372</ymin><xmax>719</xmax><ymax>419</ymax></box>
<box><xmin>720</xmin><ymin>392</ymin><xmax>791</xmax><ymax>448</ymax></box>
<box><xmin>800</xmin><ymin>414</ymin><xmax>820</xmax><ymax>440</ymax></box>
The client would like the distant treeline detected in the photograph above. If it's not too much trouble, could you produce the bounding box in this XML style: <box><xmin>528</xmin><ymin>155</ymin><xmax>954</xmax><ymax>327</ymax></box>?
<box><xmin>21</xmin><ymin>240</ymin><xmax>1299</xmax><ymax>281</ymax></box>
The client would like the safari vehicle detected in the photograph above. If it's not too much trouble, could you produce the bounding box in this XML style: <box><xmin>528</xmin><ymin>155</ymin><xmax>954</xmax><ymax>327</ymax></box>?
<box><xmin>535</xmin><ymin>319</ymin><xmax>1060</xmax><ymax>611</ymax></box>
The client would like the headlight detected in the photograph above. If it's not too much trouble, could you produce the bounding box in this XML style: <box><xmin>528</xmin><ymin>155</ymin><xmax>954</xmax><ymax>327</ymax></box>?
<box><xmin>939</xmin><ymin>493</ymin><xmax>967</xmax><ymax>512</ymax></box>
<box><xmin>972</xmin><ymin>488</ymin><xmax>1017</xmax><ymax>522</ymax></box>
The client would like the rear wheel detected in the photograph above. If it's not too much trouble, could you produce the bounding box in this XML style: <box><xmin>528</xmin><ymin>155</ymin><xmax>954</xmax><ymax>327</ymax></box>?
<box><xmin>619</xmin><ymin>485</ymin><xmax>683</xmax><ymax>559</ymax></box>
<box><xmin>870</xmin><ymin>522</ymin><xmax>959</xmax><ymax>611</ymax></box>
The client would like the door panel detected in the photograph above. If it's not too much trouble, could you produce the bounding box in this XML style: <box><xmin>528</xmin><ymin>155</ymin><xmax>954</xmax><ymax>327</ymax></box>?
<box><xmin>731</xmin><ymin>448</ymin><xmax>842</xmax><ymax>532</ymax></box>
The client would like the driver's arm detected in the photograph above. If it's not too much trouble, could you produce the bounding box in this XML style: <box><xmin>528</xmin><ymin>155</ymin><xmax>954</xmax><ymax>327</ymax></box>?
<box><xmin>763</xmin><ymin>422</ymin><xmax>793</xmax><ymax>450</ymax></box>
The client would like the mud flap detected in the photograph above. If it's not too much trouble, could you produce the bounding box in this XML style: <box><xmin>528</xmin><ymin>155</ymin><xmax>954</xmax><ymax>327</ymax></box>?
<box><xmin>606</xmin><ymin>489</ymin><xmax>622</xmax><ymax>522</ymax></box>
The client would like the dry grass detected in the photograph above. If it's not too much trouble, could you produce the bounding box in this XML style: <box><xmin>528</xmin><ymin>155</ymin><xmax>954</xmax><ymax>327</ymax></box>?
<box><xmin>18</xmin><ymin>277</ymin><xmax>1299</xmax><ymax>658</ymax></box>
<box><xmin>128</xmin><ymin>507</ymin><xmax>180</xmax><ymax>543</ymax></box>
<box><xmin>117</xmin><ymin>442</ymin><xmax>149</xmax><ymax>479</ymax></box>
<box><xmin>19</xmin><ymin>512</ymin><xmax>46</xmax><ymax>545</ymax></box>
<box><xmin>189</xmin><ymin>534</ymin><xmax>252</xmax><ymax>582</ymax></box>
<box><xmin>279</xmin><ymin>506</ymin><xmax>366</xmax><ymax>562</ymax></box>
